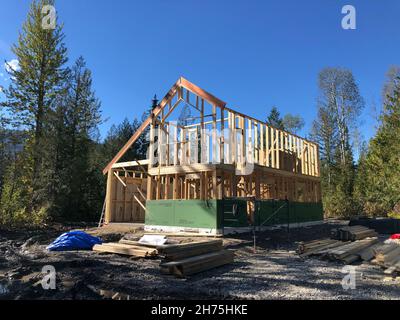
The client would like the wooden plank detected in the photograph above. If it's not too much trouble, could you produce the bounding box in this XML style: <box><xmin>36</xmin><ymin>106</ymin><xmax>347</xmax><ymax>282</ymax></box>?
<box><xmin>111</xmin><ymin>159</ymin><xmax>150</xmax><ymax>169</ymax></box>
<box><xmin>220</xmin><ymin>107</ymin><xmax>225</xmax><ymax>164</ymax></box>
<box><xmin>160</xmin><ymin>249</ymin><xmax>234</xmax><ymax>277</ymax></box>
<box><xmin>103</xmin><ymin>81</ymin><xmax>179</xmax><ymax>174</ymax></box>
<box><xmin>93</xmin><ymin>243</ymin><xmax>157</xmax><ymax>257</ymax></box>
<box><xmin>113</xmin><ymin>171</ymin><xmax>127</xmax><ymax>187</ymax></box>
<box><xmin>212</xmin><ymin>104</ymin><xmax>217</xmax><ymax>163</ymax></box>
<box><xmin>162</xmin><ymin>243</ymin><xmax>223</xmax><ymax>261</ymax></box>
<box><xmin>179</xmin><ymin>77</ymin><xmax>226</xmax><ymax>108</ymax></box>
<box><xmin>133</xmin><ymin>194</ymin><xmax>146</xmax><ymax>211</ymax></box>
<box><xmin>104</xmin><ymin>169</ymin><xmax>114</xmax><ymax>224</ymax></box>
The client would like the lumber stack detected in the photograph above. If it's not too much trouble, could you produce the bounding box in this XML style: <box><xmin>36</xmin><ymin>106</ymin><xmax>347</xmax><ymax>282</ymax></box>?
<box><xmin>330</xmin><ymin>225</ymin><xmax>377</xmax><ymax>241</ymax></box>
<box><xmin>297</xmin><ymin>239</ymin><xmax>340</xmax><ymax>255</ymax></box>
<box><xmin>157</xmin><ymin>239</ymin><xmax>234</xmax><ymax>277</ymax></box>
<box><xmin>298</xmin><ymin>235</ymin><xmax>400</xmax><ymax>276</ymax></box>
<box><xmin>93</xmin><ymin>238</ymin><xmax>234</xmax><ymax>277</ymax></box>
<box><xmin>92</xmin><ymin>242</ymin><xmax>158</xmax><ymax>257</ymax></box>
<box><xmin>372</xmin><ymin>243</ymin><xmax>400</xmax><ymax>274</ymax></box>
<box><xmin>297</xmin><ymin>237</ymin><xmax>378</xmax><ymax>263</ymax></box>
<box><xmin>160</xmin><ymin>250</ymin><xmax>234</xmax><ymax>277</ymax></box>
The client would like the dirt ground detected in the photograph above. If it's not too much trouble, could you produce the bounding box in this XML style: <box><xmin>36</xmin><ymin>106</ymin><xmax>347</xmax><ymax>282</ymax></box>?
<box><xmin>1</xmin><ymin>221</ymin><xmax>400</xmax><ymax>300</ymax></box>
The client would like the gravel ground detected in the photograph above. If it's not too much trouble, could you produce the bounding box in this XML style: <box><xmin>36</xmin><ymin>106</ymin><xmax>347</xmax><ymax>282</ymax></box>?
<box><xmin>0</xmin><ymin>222</ymin><xmax>399</xmax><ymax>300</ymax></box>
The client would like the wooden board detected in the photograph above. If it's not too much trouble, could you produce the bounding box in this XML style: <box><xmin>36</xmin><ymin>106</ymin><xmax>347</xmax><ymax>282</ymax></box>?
<box><xmin>160</xmin><ymin>249</ymin><xmax>234</xmax><ymax>277</ymax></box>
<box><xmin>92</xmin><ymin>243</ymin><xmax>157</xmax><ymax>257</ymax></box>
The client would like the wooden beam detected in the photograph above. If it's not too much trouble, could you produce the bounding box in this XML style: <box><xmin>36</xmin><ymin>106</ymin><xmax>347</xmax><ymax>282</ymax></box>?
<box><xmin>133</xmin><ymin>194</ymin><xmax>146</xmax><ymax>211</ymax></box>
<box><xmin>104</xmin><ymin>169</ymin><xmax>114</xmax><ymax>224</ymax></box>
<box><xmin>220</xmin><ymin>107</ymin><xmax>225</xmax><ymax>164</ymax></box>
<box><xmin>111</xmin><ymin>159</ymin><xmax>150</xmax><ymax>169</ymax></box>
<box><xmin>113</xmin><ymin>171</ymin><xmax>127</xmax><ymax>187</ymax></box>
<box><xmin>179</xmin><ymin>77</ymin><xmax>226</xmax><ymax>108</ymax></box>
<box><xmin>102</xmin><ymin>81</ymin><xmax>179</xmax><ymax>174</ymax></box>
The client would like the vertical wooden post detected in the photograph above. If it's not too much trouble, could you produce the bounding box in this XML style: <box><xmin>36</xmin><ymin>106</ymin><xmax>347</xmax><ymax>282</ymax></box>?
<box><xmin>212</xmin><ymin>104</ymin><xmax>217</xmax><ymax>163</ymax></box>
<box><xmin>166</xmin><ymin>123</ymin><xmax>170</xmax><ymax>166</ymax></box>
<box><xmin>271</xmin><ymin>128</ymin><xmax>275</xmax><ymax>168</ymax></box>
<box><xmin>147</xmin><ymin>175</ymin><xmax>153</xmax><ymax>201</ymax></box>
<box><xmin>173</xmin><ymin>124</ymin><xmax>178</xmax><ymax>165</ymax></box>
<box><xmin>173</xmin><ymin>174</ymin><xmax>178</xmax><ymax>200</ymax></box>
<box><xmin>247</xmin><ymin>118</ymin><xmax>252</xmax><ymax>165</ymax></box>
<box><xmin>307</xmin><ymin>142</ymin><xmax>311</xmax><ymax>176</ymax></box>
<box><xmin>220</xmin><ymin>107</ymin><xmax>225</xmax><ymax>164</ymax></box>
<box><xmin>105</xmin><ymin>169</ymin><xmax>114</xmax><ymax>224</ymax></box>
<box><xmin>240</xmin><ymin>116</ymin><xmax>245</xmax><ymax>166</ymax></box>
<box><xmin>180</xmin><ymin>126</ymin><xmax>186</xmax><ymax>165</ymax></box>
<box><xmin>219</xmin><ymin>171</ymin><xmax>224</xmax><ymax>199</ymax></box>
<box><xmin>255</xmin><ymin>170</ymin><xmax>260</xmax><ymax>199</ymax></box>
<box><xmin>231</xmin><ymin>113</ymin><xmax>236</xmax><ymax>165</ymax></box>
<box><xmin>260</xmin><ymin>124</ymin><xmax>264</xmax><ymax>165</ymax></box>
<box><xmin>276</xmin><ymin>129</ymin><xmax>280</xmax><ymax>169</ymax></box>
<box><xmin>231</xmin><ymin>173</ymin><xmax>237</xmax><ymax>197</ymax></box>
<box><xmin>279</xmin><ymin>130</ymin><xmax>283</xmax><ymax>169</ymax></box>
<box><xmin>149</xmin><ymin>118</ymin><xmax>155</xmax><ymax>168</ymax></box>
<box><xmin>212</xmin><ymin>170</ymin><xmax>217</xmax><ymax>199</ymax></box>
<box><xmin>266</xmin><ymin>126</ymin><xmax>270</xmax><ymax>167</ymax></box>
<box><xmin>254</xmin><ymin>122</ymin><xmax>258</xmax><ymax>164</ymax></box>
<box><xmin>301</xmin><ymin>140</ymin><xmax>305</xmax><ymax>175</ymax></box>
<box><xmin>158</xmin><ymin>125</ymin><xmax>163</xmax><ymax>166</ymax></box>
<box><xmin>200</xmin><ymin>172</ymin><xmax>205</xmax><ymax>200</ymax></box>
<box><xmin>165</xmin><ymin>175</ymin><xmax>169</xmax><ymax>200</ymax></box>
<box><xmin>201</xmin><ymin>99</ymin><xmax>206</xmax><ymax>164</ymax></box>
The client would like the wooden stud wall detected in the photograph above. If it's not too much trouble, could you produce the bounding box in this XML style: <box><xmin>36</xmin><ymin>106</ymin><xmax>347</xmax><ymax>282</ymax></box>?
<box><xmin>107</xmin><ymin>78</ymin><xmax>322</xmax><ymax>216</ymax></box>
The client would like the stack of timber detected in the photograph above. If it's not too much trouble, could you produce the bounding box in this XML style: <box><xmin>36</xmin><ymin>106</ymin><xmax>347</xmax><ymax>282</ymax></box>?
<box><xmin>372</xmin><ymin>243</ymin><xmax>400</xmax><ymax>274</ymax></box>
<box><xmin>330</xmin><ymin>225</ymin><xmax>378</xmax><ymax>241</ymax></box>
<box><xmin>92</xmin><ymin>242</ymin><xmax>158</xmax><ymax>257</ymax></box>
<box><xmin>298</xmin><ymin>235</ymin><xmax>400</xmax><ymax>275</ymax></box>
<box><xmin>94</xmin><ymin>238</ymin><xmax>234</xmax><ymax>277</ymax></box>
<box><xmin>157</xmin><ymin>239</ymin><xmax>234</xmax><ymax>278</ymax></box>
<box><xmin>160</xmin><ymin>250</ymin><xmax>234</xmax><ymax>278</ymax></box>
<box><xmin>297</xmin><ymin>237</ymin><xmax>379</xmax><ymax>263</ymax></box>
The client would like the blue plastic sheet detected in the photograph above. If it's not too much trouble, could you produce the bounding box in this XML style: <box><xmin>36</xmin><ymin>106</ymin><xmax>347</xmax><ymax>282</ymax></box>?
<box><xmin>47</xmin><ymin>231</ymin><xmax>102</xmax><ymax>251</ymax></box>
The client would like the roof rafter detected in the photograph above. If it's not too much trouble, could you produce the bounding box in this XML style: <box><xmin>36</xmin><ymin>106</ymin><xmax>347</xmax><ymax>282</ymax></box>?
<box><xmin>102</xmin><ymin>77</ymin><xmax>226</xmax><ymax>174</ymax></box>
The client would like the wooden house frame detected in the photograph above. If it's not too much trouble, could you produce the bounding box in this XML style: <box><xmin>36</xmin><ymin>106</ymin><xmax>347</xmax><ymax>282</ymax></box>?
<box><xmin>102</xmin><ymin>77</ymin><xmax>322</xmax><ymax>234</ymax></box>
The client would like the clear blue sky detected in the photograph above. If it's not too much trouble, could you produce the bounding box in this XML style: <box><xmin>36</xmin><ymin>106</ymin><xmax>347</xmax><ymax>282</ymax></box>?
<box><xmin>1</xmin><ymin>0</ymin><xmax>399</xmax><ymax>148</ymax></box>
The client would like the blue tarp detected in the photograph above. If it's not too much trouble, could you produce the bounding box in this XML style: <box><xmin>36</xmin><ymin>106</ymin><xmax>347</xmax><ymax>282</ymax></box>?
<box><xmin>47</xmin><ymin>231</ymin><xmax>102</xmax><ymax>251</ymax></box>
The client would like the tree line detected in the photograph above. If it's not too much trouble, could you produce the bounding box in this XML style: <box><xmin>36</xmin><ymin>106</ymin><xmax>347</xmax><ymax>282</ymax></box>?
<box><xmin>1</xmin><ymin>0</ymin><xmax>399</xmax><ymax>227</ymax></box>
<box><xmin>0</xmin><ymin>0</ymin><xmax>148</xmax><ymax>226</ymax></box>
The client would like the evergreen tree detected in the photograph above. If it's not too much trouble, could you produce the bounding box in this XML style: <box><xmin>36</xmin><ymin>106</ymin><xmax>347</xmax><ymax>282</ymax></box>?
<box><xmin>266</xmin><ymin>106</ymin><xmax>284</xmax><ymax>129</ymax></box>
<box><xmin>311</xmin><ymin>68</ymin><xmax>363</xmax><ymax>218</ymax></box>
<box><xmin>0</xmin><ymin>0</ymin><xmax>68</xmax><ymax>217</ymax></box>
<box><xmin>361</xmin><ymin>76</ymin><xmax>400</xmax><ymax>216</ymax></box>
<box><xmin>102</xmin><ymin>117</ymin><xmax>144</xmax><ymax>166</ymax></box>
<box><xmin>53</xmin><ymin>57</ymin><xmax>102</xmax><ymax>220</ymax></box>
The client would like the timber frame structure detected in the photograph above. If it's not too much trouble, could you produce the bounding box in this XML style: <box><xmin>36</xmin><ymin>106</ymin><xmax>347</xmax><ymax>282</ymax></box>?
<box><xmin>102</xmin><ymin>77</ymin><xmax>322</xmax><ymax>234</ymax></box>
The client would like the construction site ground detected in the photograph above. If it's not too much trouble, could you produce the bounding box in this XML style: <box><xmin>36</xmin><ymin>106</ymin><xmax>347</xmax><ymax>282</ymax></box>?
<box><xmin>1</xmin><ymin>221</ymin><xmax>399</xmax><ymax>300</ymax></box>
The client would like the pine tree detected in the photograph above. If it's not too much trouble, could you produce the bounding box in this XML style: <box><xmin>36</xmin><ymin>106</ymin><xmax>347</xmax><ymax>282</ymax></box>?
<box><xmin>266</xmin><ymin>106</ymin><xmax>284</xmax><ymax>129</ymax></box>
<box><xmin>53</xmin><ymin>57</ymin><xmax>102</xmax><ymax>220</ymax></box>
<box><xmin>0</xmin><ymin>0</ymin><xmax>68</xmax><ymax>217</ymax></box>
<box><xmin>102</xmin><ymin>118</ymin><xmax>143</xmax><ymax>164</ymax></box>
<box><xmin>361</xmin><ymin>76</ymin><xmax>400</xmax><ymax>216</ymax></box>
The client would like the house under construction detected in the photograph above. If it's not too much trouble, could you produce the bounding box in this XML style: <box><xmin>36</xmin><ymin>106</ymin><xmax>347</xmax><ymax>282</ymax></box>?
<box><xmin>101</xmin><ymin>77</ymin><xmax>323</xmax><ymax>235</ymax></box>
